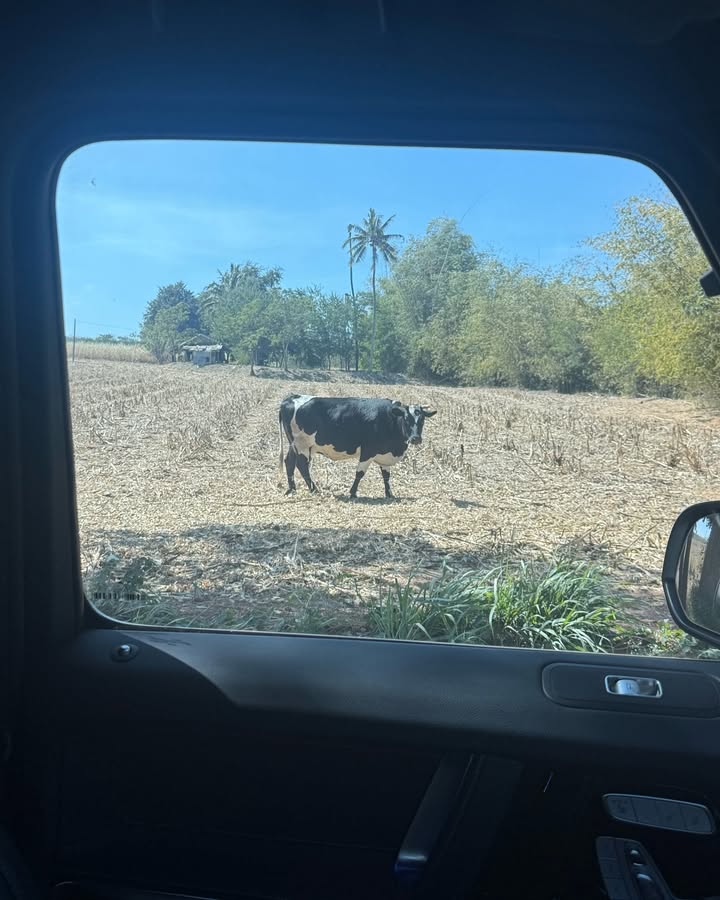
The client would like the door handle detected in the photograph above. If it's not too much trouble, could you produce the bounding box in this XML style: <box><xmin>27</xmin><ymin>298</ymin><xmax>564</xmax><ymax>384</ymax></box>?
<box><xmin>605</xmin><ymin>675</ymin><xmax>663</xmax><ymax>698</ymax></box>
<box><xmin>395</xmin><ymin>752</ymin><xmax>475</xmax><ymax>889</ymax></box>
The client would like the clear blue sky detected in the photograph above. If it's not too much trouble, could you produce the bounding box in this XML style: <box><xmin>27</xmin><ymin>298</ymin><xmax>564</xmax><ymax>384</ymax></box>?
<box><xmin>56</xmin><ymin>141</ymin><xmax>666</xmax><ymax>338</ymax></box>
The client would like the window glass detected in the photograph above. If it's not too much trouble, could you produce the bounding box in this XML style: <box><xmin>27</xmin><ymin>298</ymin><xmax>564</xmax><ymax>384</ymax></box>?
<box><xmin>57</xmin><ymin>141</ymin><xmax>720</xmax><ymax>658</ymax></box>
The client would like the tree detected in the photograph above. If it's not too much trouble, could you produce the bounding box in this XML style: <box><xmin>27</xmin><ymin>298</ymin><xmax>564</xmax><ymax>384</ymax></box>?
<box><xmin>141</xmin><ymin>282</ymin><xmax>199</xmax><ymax>334</ymax></box>
<box><xmin>585</xmin><ymin>195</ymin><xmax>713</xmax><ymax>395</ymax></box>
<box><xmin>343</xmin><ymin>225</ymin><xmax>362</xmax><ymax>371</ymax></box>
<box><xmin>265</xmin><ymin>288</ymin><xmax>316</xmax><ymax>370</ymax></box>
<box><xmin>199</xmin><ymin>263</ymin><xmax>282</xmax><ymax>372</ymax></box>
<box><xmin>238</xmin><ymin>298</ymin><xmax>271</xmax><ymax>375</ymax></box>
<box><xmin>376</xmin><ymin>289</ymin><xmax>409</xmax><ymax>374</ymax></box>
<box><xmin>344</xmin><ymin>209</ymin><xmax>402</xmax><ymax>371</ymax></box>
<box><xmin>130</xmin><ymin>196</ymin><xmax>713</xmax><ymax>396</ymax></box>
<box><xmin>199</xmin><ymin>263</ymin><xmax>280</xmax><ymax>321</ymax></box>
<box><xmin>142</xmin><ymin>303</ymin><xmax>194</xmax><ymax>362</ymax></box>
<box><xmin>382</xmin><ymin>218</ymin><xmax>479</xmax><ymax>377</ymax></box>
<box><xmin>140</xmin><ymin>283</ymin><xmax>200</xmax><ymax>361</ymax></box>
<box><xmin>316</xmin><ymin>292</ymin><xmax>354</xmax><ymax>370</ymax></box>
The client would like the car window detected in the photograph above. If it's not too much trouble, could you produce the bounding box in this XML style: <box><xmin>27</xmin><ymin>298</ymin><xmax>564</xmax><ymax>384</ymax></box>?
<box><xmin>56</xmin><ymin>141</ymin><xmax>720</xmax><ymax>658</ymax></box>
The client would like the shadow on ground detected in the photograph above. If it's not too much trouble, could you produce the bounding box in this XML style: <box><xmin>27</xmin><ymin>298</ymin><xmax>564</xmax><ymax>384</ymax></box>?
<box><xmin>253</xmin><ymin>366</ymin><xmax>413</xmax><ymax>385</ymax></box>
<box><xmin>79</xmin><ymin>521</ymin><xmax>665</xmax><ymax>641</ymax></box>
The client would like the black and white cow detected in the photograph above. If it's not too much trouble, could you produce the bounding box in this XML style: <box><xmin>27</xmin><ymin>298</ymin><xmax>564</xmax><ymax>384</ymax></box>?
<box><xmin>279</xmin><ymin>394</ymin><xmax>437</xmax><ymax>499</ymax></box>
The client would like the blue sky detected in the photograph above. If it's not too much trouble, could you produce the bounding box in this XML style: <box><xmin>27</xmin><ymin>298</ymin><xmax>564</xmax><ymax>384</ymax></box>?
<box><xmin>56</xmin><ymin>141</ymin><xmax>665</xmax><ymax>338</ymax></box>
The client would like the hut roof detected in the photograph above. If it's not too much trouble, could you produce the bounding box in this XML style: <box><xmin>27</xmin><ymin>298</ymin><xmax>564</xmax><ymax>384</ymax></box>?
<box><xmin>183</xmin><ymin>344</ymin><xmax>225</xmax><ymax>352</ymax></box>
<box><xmin>180</xmin><ymin>334</ymin><xmax>228</xmax><ymax>352</ymax></box>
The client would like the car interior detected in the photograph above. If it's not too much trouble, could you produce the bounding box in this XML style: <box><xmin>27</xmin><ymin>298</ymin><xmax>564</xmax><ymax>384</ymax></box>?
<box><xmin>6</xmin><ymin>2</ymin><xmax>720</xmax><ymax>899</ymax></box>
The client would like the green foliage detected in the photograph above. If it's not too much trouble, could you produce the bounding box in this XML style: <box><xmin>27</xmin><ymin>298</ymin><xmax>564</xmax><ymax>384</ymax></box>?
<box><xmin>585</xmin><ymin>195</ymin><xmax>718</xmax><ymax>396</ymax></box>
<box><xmin>376</xmin><ymin>290</ymin><xmax>409</xmax><ymax>373</ymax></box>
<box><xmin>344</xmin><ymin>208</ymin><xmax>402</xmax><ymax>371</ymax></box>
<box><xmin>196</xmin><ymin>262</ymin><xmax>371</xmax><ymax>373</ymax></box>
<box><xmin>305</xmin><ymin>291</ymin><xmax>358</xmax><ymax>370</ymax></box>
<box><xmin>370</xmin><ymin>197</ymin><xmax>715</xmax><ymax>396</ymax></box>
<box><xmin>93</xmin><ymin>333</ymin><xmax>140</xmax><ymax>344</ymax></box>
<box><xmin>384</xmin><ymin>218</ymin><xmax>478</xmax><ymax>377</ymax></box>
<box><xmin>142</xmin><ymin>281</ymin><xmax>198</xmax><ymax>327</ymax></box>
<box><xmin>142</xmin><ymin>302</ymin><xmax>196</xmax><ymax>362</ymax></box>
<box><xmin>199</xmin><ymin>263</ymin><xmax>282</xmax><ymax>322</ymax></box>
<box><xmin>140</xmin><ymin>282</ymin><xmax>200</xmax><ymax>361</ymax></box>
<box><xmin>379</xmin><ymin>219</ymin><xmax>595</xmax><ymax>391</ymax></box>
<box><xmin>95</xmin><ymin>592</ymin><xmax>254</xmax><ymax>630</ymax></box>
<box><xmin>131</xmin><ymin>193</ymin><xmax>716</xmax><ymax>397</ymax></box>
<box><xmin>198</xmin><ymin>263</ymin><xmax>281</xmax><ymax>370</ymax></box>
<box><xmin>457</xmin><ymin>268</ymin><xmax>594</xmax><ymax>391</ymax></box>
<box><xmin>367</xmin><ymin>560</ymin><xmax>622</xmax><ymax>652</ymax></box>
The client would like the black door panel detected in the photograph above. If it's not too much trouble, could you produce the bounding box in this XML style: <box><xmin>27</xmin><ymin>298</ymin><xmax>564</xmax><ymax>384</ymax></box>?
<box><xmin>14</xmin><ymin>628</ymin><xmax>720</xmax><ymax>899</ymax></box>
<box><xmin>52</xmin><ymin>630</ymin><xmax>720</xmax><ymax>761</ymax></box>
<box><xmin>57</xmin><ymin>732</ymin><xmax>439</xmax><ymax>900</ymax></box>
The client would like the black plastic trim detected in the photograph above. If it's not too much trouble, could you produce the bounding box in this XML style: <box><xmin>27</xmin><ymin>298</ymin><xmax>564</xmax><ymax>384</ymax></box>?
<box><xmin>542</xmin><ymin>661</ymin><xmax>720</xmax><ymax>717</ymax></box>
<box><xmin>394</xmin><ymin>752</ymin><xmax>475</xmax><ymax>885</ymax></box>
<box><xmin>701</xmin><ymin>268</ymin><xmax>720</xmax><ymax>297</ymax></box>
<box><xmin>51</xmin><ymin>630</ymin><xmax>720</xmax><ymax>767</ymax></box>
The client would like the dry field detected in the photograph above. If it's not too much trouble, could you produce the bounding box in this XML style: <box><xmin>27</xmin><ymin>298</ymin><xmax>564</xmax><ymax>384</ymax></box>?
<box><xmin>68</xmin><ymin>359</ymin><xmax>720</xmax><ymax>641</ymax></box>
<box><xmin>66</xmin><ymin>339</ymin><xmax>156</xmax><ymax>364</ymax></box>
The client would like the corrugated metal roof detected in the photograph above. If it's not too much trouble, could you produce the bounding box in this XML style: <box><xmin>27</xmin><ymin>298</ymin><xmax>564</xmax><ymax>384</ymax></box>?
<box><xmin>182</xmin><ymin>344</ymin><xmax>225</xmax><ymax>351</ymax></box>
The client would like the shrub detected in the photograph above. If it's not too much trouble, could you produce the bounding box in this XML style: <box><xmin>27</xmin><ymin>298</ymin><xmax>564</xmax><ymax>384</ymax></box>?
<box><xmin>367</xmin><ymin>559</ymin><xmax>622</xmax><ymax>653</ymax></box>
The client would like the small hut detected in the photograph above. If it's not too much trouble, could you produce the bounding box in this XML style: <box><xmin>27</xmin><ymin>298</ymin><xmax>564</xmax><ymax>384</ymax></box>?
<box><xmin>178</xmin><ymin>334</ymin><xmax>230</xmax><ymax>366</ymax></box>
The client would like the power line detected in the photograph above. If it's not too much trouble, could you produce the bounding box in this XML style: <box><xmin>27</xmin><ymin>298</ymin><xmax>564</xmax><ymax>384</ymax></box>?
<box><xmin>72</xmin><ymin>318</ymin><xmax>137</xmax><ymax>333</ymax></box>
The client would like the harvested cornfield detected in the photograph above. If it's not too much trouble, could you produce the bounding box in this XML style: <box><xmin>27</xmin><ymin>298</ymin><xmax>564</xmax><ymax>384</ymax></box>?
<box><xmin>69</xmin><ymin>359</ymin><xmax>720</xmax><ymax>650</ymax></box>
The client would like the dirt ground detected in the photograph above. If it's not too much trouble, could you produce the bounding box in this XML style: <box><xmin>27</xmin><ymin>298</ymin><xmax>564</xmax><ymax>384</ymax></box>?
<box><xmin>69</xmin><ymin>359</ymin><xmax>720</xmax><ymax>635</ymax></box>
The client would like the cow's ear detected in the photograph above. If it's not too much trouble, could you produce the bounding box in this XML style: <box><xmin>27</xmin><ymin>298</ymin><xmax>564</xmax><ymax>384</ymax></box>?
<box><xmin>391</xmin><ymin>404</ymin><xmax>405</xmax><ymax>417</ymax></box>
<box><xmin>422</xmin><ymin>407</ymin><xmax>437</xmax><ymax>418</ymax></box>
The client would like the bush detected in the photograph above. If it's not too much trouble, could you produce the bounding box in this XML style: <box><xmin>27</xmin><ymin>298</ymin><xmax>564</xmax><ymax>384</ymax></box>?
<box><xmin>367</xmin><ymin>559</ymin><xmax>622</xmax><ymax>653</ymax></box>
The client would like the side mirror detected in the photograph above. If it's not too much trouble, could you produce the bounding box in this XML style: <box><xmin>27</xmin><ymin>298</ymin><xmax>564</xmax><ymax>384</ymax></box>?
<box><xmin>663</xmin><ymin>501</ymin><xmax>720</xmax><ymax>647</ymax></box>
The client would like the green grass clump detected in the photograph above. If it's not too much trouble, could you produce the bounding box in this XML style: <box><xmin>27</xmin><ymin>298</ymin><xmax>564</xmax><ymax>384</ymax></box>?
<box><xmin>367</xmin><ymin>559</ymin><xmax>620</xmax><ymax>653</ymax></box>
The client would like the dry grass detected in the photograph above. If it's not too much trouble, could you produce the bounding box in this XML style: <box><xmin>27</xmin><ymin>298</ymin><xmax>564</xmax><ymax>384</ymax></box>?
<box><xmin>67</xmin><ymin>340</ymin><xmax>156</xmax><ymax>364</ymax></box>
<box><xmin>68</xmin><ymin>359</ymin><xmax>720</xmax><ymax>645</ymax></box>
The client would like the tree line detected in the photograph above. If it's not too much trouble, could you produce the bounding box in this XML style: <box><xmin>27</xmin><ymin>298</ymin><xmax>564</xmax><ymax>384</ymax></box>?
<box><xmin>139</xmin><ymin>195</ymin><xmax>720</xmax><ymax>397</ymax></box>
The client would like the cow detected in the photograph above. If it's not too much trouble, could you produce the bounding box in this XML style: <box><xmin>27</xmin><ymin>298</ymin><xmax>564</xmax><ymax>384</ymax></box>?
<box><xmin>278</xmin><ymin>394</ymin><xmax>437</xmax><ymax>499</ymax></box>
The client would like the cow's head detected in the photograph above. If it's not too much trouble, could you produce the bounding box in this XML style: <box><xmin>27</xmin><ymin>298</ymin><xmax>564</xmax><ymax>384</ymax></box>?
<box><xmin>391</xmin><ymin>402</ymin><xmax>437</xmax><ymax>446</ymax></box>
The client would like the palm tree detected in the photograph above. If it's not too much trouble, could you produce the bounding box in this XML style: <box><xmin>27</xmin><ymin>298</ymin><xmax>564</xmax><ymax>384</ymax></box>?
<box><xmin>343</xmin><ymin>225</ymin><xmax>360</xmax><ymax>371</ymax></box>
<box><xmin>344</xmin><ymin>209</ymin><xmax>401</xmax><ymax>371</ymax></box>
<box><xmin>199</xmin><ymin>263</ymin><xmax>246</xmax><ymax>318</ymax></box>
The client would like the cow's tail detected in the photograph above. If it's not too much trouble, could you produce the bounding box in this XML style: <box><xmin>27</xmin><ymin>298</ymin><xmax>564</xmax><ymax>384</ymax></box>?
<box><xmin>278</xmin><ymin>408</ymin><xmax>285</xmax><ymax>471</ymax></box>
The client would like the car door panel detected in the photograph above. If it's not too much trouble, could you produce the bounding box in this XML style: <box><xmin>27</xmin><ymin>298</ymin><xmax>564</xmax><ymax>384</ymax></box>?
<box><xmin>11</xmin><ymin>627</ymin><xmax>720</xmax><ymax>899</ymax></box>
<box><xmin>50</xmin><ymin>629</ymin><xmax>720</xmax><ymax>759</ymax></box>
<box><xmin>5</xmin><ymin>6</ymin><xmax>720</xmax><ymax>900</ymax></box>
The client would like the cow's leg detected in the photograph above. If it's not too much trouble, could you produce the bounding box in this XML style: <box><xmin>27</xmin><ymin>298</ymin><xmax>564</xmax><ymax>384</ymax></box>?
<box><xmin>285</xmin><ymin>445</ymin><xmax>298</xmax><ymax>494</ymax></box>
<box><xmin>349</xmin><ymin>457</ymin><xmax>371</xmax><ymax>498</ymax></box>
<box><xmin>380</xmin><ymin>466</ymin><xmax>395</xmax><ymax>499</ymax></box>
<box><xmin>295</xmin><ymin>452</ymin><xmax>317</xmax><ymax>493</ymax></box>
